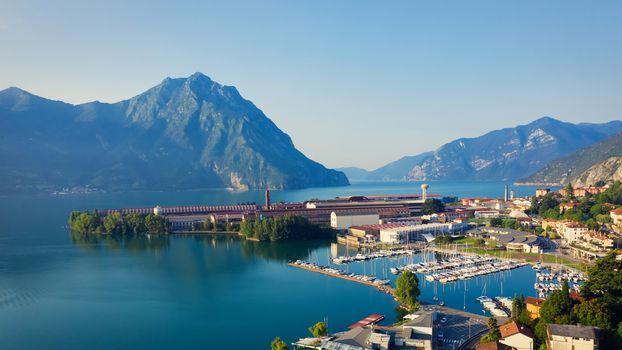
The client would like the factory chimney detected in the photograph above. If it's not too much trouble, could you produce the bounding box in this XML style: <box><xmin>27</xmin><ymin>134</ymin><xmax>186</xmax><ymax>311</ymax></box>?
<box><xmin>421</xmin><ymin>183</ymin><xmax>429</xmax><ymax>202</ymax></box>
<box><xmin>265</xmin><ymin>189</ymin><xmax>270</xmax><ymax>210</ymax></box>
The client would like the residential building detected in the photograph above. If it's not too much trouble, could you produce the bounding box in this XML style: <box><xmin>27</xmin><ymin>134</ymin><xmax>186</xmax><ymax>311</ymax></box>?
<box><xmin>546</xmin><ymin>324</ymin><xmax>599</xmax><ymax>350</ymax></box>
<box><xmin>535</xmin><ymin>188</ymin><xmax>551</xmax><ymax>197</ymax></box>
<box><xmin>559</xmin><ymin>202</ymin><xmax>578</xmax><ymax>214</ymax></box>
<box><xmin>559</xmin><ymin>186</ymin><xmax>608</xmax><ymax>198</ymax></box>
<box><xmin>560</xmin><ymin>222</ymin><xmax>589</xmax><ymax>245</ymax></box>
<box><xmin>524</xmin><ymin>296</ymin><xmax>545</xmax><ymax>320</ymax></box>
<box><xmin>499</xmin><ymin>321</ymin><xmax>535</xmax><ymax>350</ymax></box>
<box><xmin>610</xmin><ymin>208</ymin><xmax>622</xmax><ymax>233</ymax></box>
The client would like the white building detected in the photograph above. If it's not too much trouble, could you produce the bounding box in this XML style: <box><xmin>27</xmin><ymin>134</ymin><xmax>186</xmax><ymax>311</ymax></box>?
<box><xmin>330</xmin><ymin>211</ymin><xmax>380</xmax><ymax>230</ymax></box>
<box><xmin>499</xmin><ymin>321</ymin><xmax>535</xmax><ymax>350</ymax></box>
<box><xmin>560</xmin><ymin>222</ymin><xmax>589</xmax><ymax>244</ymax></box>
<box><xmin>379</xmin><ymin>222</ymin><xmax>468</xmax><ymax>244</ymax></box>
<box><xmin>546</xmin><ymin>324</ymin><xmax>599</xmax><ymax>350</ymax></box>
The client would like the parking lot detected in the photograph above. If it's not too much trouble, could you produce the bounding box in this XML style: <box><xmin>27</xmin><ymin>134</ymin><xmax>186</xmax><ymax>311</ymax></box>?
<box><xmin>435</xmin><ymin>307</ymin><xmax>489</xmax><ymax>350</ymax></box>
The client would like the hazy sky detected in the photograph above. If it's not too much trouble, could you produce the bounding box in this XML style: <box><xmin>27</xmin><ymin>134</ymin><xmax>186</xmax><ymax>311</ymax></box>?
<box><xmin>1</xmin><ymin>1</ymin><xmax>621</xmax><ymax>170</ymax></box>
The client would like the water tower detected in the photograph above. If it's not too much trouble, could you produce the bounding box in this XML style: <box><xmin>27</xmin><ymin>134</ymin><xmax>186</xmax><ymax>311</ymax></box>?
<box><xmin>421</xmin><ymin>183</ymin><xmax>429</xmax><ymax>201</ymax></box>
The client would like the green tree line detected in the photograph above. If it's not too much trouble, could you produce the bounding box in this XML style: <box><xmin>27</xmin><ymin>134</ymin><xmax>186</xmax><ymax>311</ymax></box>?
<box><xmin>239</xmin><ymin>215</ymin><xmax>336</xmax><ymax>242</ymax></box>
<box><xmin>69</xmin><ymin>210</ymin><xmax>171</xmax><ymax>235</ymax></box>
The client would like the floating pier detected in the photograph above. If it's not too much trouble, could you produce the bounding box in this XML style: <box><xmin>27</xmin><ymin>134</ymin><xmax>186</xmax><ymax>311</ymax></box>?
<box><xmin>348</xmin><ymin>314</ymin><xmax>385</xmax><ymax>329</ymax></box>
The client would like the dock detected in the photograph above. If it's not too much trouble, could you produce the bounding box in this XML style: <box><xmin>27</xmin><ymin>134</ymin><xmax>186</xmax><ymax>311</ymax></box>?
<box><xmin>287</xmin><ymin>262</ymin><xmax>395</xmax><ymax>295</ymax></box>
<box><xmin>348</xmin><ymin>314</ymin><xmax>385</xmax><ymax>329</ymax></box>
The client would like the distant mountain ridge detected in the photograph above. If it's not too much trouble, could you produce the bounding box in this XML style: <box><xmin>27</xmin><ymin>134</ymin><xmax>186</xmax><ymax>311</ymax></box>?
<box><xmin>344</xmin><ymin>117</ymin><xmax>622</xmax><ymax>183</ymax></box>
<box><xmin>338</xmin><ymin>152</ymin><xmax>434</xmax><ymax>181</ymax></box>
<box><xmin>0</xmin><ymin>73</ymin><xmax>349</xmax><ymax>193</ymax></box>
<box><xmin>520</xmin><ymin>131</ymin><xmax>622</xmax><ymax>185</ymax></box>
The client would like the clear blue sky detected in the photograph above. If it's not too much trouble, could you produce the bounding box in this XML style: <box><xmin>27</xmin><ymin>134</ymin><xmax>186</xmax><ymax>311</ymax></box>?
<box><xmin>1</xmin><ymin>1</ymin><xmax>621</xmax><ymax>170</ymax></box>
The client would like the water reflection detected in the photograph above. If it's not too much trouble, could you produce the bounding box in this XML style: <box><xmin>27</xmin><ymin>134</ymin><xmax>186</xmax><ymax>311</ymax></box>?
<box><xmin>70</xmin><ymin>230</ymin><xmax>170</xmax><ymax>253</ymax></box>
<box><xmin>69</xmin><ymin>230</ymin><xmax>330</xmax><ymax>263</ymax></box>
<box><xmin>240</xmin><ymin>239</ymin><xmax>331</xmax><ymax>263</ymax></box>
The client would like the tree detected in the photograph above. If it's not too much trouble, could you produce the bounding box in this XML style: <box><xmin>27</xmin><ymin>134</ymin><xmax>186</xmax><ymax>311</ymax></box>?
<box><xmin>565</xmin><ymin>183</ymin><xmax>575</xmax><ymax>201</ymax></box>
<box><xmin>538</xmin><ymin>193</ymin><xmax>561</xmax><ymax>217</ymax></box>
<box><xmin>308</xmin><ymin>321</ymin><xmax>327</xmax><ymax>337</ymax></box>
<box><xmin>582</xmin><ymin>252</ymin><xmax>622</xmax><ymax>301</ymax></box>
<box><xmin>434</xmin><ymin>235</ymin><xmax>453</xmax><ymax>244</ymax></box>
<box><xmin>103</xmin><ymin>212</ymin><xmax>124</xmax><ymax>234</ymax></box>
<box><xmin>271</xmin><ymin>337</ymin><xmax>288</xmax><ymax>350</ymax></box>
<box><xmin>573</xmin><ymin>298</ymin><xmax>613</xmax><ymax>330</ymax></box>
<box><xmin>562</xmin><ymin>208</ymin><xmax>584</xmax><ymax>222</ymax></box>
<box><xmin>512</xmin><ymin>296</ymin><xmax>523</xmax><ymax>321</ymax></box>
<box><xmin>395</xmin><ymin>270</ymin><xmax>420</xmax><ymax>310</ymax></box>
<box><xmin>490</xmin><ymin>217</ymin><xmax>503</xmax><ymax>227</ymax></box>
<box><xmin>535</xmin><ymin>281</ymin><xmax>575</xmax><ymax>342</ymax></box>
<box><xmin>421</xmin><ymin>199</ymin><xmax>445</xmax><ymax>215</ymax></box>
<box><xmin>125</xmin><ymin>213</ymin><xmax>145</xmax><ymax>234</ymax></box>
<box><xmin>480</xmin><ymin>317</ymin><xmax>501</xmax><ymax>343</ymax></box>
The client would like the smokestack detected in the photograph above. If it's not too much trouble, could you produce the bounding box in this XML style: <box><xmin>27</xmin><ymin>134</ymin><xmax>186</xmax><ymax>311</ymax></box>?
<box><xmin>265</xmin><ymin>189</ymin><xmax>270</xmax><ymax>210</ymax></box>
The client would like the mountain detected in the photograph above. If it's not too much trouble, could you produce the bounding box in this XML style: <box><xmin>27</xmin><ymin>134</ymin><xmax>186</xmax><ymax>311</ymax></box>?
<box><xmin>520</xmin><ymin>131</ymin><xmax>622</xmax><ymax>185</ymax></box>
<box><xmin>337</xmin><ymin>152</ymin><xmax>433</xmax><ymax>181</ymax></box>
<box><xmin>0</xmin><ymin>73</ymin><xmax>349</xmax><ymax>193</ymax></box>
<box><xmin>572</xmin><ymin>156</ymin><xmax>622</xmax><ymax>187</ymax></box>
<box><xmin>368</xmin><ymin>152</ymin><xmax>433</xmax><ymax>181</ymax></box>
<box><xmin>336</xmin><ymin>167</ymin><xmax>371</xmax><ymax>182</ymax></box>
<box><xmin>404</xmin><ymin>117</ymin><xmax>622</xmax><ymax>182</ymax></box>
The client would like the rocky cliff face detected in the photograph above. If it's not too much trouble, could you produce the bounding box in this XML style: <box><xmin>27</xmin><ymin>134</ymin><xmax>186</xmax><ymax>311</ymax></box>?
<box><xmin>520</xmin><ymin>131</ymin><xmax>622</xmax><ymax>185</ymax></box>
<box><xmin>572</xmin><ymin>156</ymin><xmax>622</xmax><ymax>187</ymax></box>
<box><xmin>0</xmin><ymin>73</ymin><xmax>349</xmax><ymax>193</ymax></box>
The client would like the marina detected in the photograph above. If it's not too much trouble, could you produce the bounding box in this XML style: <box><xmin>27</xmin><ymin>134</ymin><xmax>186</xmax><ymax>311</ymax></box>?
<box><xmin>391</xmin><ymin>252</ymin><xmax>528</xmax><ymax>284</ymax></box>
<box><xmin>331</xmin><ymin>249</ymin><xmax>418</xmax><ymax>264</ymax></box>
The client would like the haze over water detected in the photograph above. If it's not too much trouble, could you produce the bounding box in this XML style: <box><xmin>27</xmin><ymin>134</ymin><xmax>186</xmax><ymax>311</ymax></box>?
<box><xmin>0</xmin><ymin>182</ymin><xmax>544</xmax><ymax>349</ymax></box>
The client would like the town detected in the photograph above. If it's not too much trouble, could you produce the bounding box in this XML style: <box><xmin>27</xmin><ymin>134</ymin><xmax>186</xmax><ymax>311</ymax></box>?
<box><xmin>73</xmin><ymin>182</ymin><xmax>622</xmax><ymax>350</ymax></box>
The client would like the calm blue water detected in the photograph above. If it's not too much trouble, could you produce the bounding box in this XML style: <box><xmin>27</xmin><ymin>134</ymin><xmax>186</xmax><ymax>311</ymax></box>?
<box><xmin>0</xmin><ymin>182</ymin><xmax>544</xmax><ymax>349</ymax></box>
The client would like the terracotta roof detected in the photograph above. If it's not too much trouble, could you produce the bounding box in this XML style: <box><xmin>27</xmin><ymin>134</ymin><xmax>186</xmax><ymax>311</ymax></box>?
<box><xmin>476</xmin><ymin>342</ymin><xmax>513</xmax><ymax>350</ymax></box>
<box><xmin>499</xmin><ymin>321</ymin><xmax>534</xmax><ymax>339</ymax></box>
<box><xmin>525</xmin><ymin>296</ymin><xmax>545</xmax><ymax>307</ymax></box>
<box><xmin>610</xmin><ymin>208</ymin><xmax>622</xmax><ymax>215</ymax></box>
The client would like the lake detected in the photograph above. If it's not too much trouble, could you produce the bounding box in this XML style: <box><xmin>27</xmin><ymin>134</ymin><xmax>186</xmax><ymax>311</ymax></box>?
<box><xmin>0</xmin><ymin>181</ymin><xmax>545</xmax><ymax>349</ymax></box>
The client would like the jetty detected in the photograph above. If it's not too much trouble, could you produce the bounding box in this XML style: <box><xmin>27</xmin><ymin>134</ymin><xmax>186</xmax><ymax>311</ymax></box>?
<box><xmin>288</xmin><ymin>261</ymin><xmax>395</xmax><ymax>295</ymax></box>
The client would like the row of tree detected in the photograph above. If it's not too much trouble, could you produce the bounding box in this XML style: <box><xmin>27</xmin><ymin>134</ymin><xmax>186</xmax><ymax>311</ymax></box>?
<box><xmin>190</xmin><ymin>219</ymin><xmax>238</xmax><ymax>232</ymax></box>
<box><xmin>239</xmin><ymin>215</ymin><xmax>336</xmax><ymax>242</ymax></box>
<box><xmin>69</xmin><ymin>210</ymin><xmax>171</xmax><ymax>235</ymax></box>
